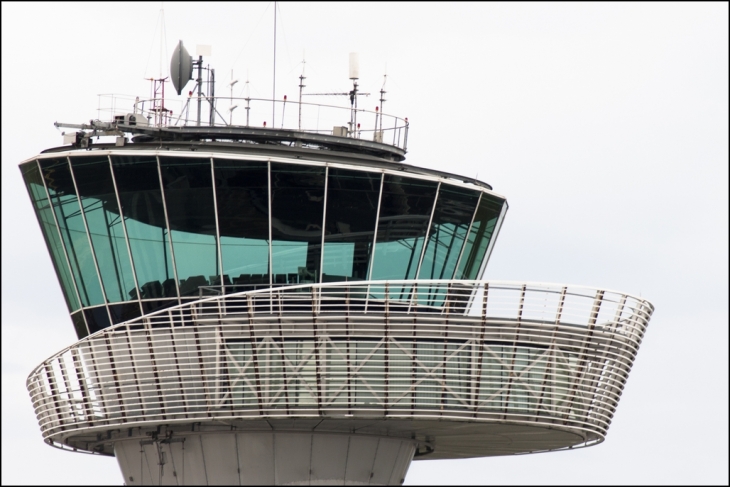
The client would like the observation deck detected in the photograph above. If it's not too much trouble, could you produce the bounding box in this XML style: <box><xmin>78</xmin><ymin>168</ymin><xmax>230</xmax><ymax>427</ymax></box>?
<box><xmin>28</xmin><ymin>281</ymin><xmax>653</xmax><ymax>462</ymax></box>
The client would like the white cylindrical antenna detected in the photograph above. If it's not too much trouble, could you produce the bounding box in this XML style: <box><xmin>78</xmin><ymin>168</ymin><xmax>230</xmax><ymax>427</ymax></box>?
<box><xmin>349</xmin><ymin>52</ymin><xmax>359</xmax><ymax>80</ymax></box>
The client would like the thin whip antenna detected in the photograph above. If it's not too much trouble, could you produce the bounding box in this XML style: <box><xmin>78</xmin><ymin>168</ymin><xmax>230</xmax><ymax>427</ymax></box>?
<box><xmin>159</xmin><ymin>4</ymin><xmax>166</xmax><ymax>78</ymax></box>
<box><xmin>379</xmin><ymin>72</ymin><xmax>387</xmax><ymax>133</ymax></box>
<box><xmin>272</xmin><ymin>1</ymin><xmax>277</xmax><ymax>127</ymax></box>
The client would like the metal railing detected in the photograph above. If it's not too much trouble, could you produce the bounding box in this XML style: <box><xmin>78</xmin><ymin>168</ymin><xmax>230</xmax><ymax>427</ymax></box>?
<box><xmin>27</xmin><ymin>280</ymin><xmax>653</xmax><ymax>455</ymax></box>
<box><xmin>96</xmin><ymin>94</ymin><xmax>410</xmax><ymax>151</ymax></box>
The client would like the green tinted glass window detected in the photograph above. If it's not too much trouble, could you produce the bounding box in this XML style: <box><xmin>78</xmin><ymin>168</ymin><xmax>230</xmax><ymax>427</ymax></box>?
<box><xmin>70</xmin><ymin>310</ymin><xmax>88</xmax><ymax>339</ymax></box>
<box><xmin>322</xmin><ymin>168</ymin><xmax>381</xmax><ymax>281</ymax></box>
<box><xmin>21</xmin><ymin>161</ymin><xmax>81</xmax><ymax>312</ymax></box>
<box><xmin>40</xmin><ymin>157</ymin><xmax>105</xmax><ymax>307</ymax></box>
<box><xmin>418</xmin><ymin>185</ymin><xmax>480</xmax><ymax>280</ymax></box>
<box><xmin>270</xmin><ymin>163</ymin><xmax>325</xmax><ymax>283</ymax></box>
<box><xmin>111</xmin><ymin>155</ymin><xmax>175</xmax><ymax>300</ymax></box>
<box><xmin>455</xmin><ymin>194</ymin><xmax>505</xmax><ymax>279</ymax></box>
<box><xmin>160</xmin><ymin>156</ymin><xmax>218</xmax><ymax>296</ymax></box>
<box><xmin>214</xmin><ymin>160</ymin><xmax>270</xmax><ymax>285</ymax></box>
<box><xmin>370</xmin><ymin>175</ymin><xmax>437</xmax><ymax>280</ymax></box>
<box><xmin>71</xmin><ymin>156</ymin><xmax>137</xmax><ymax>303</ymax></box>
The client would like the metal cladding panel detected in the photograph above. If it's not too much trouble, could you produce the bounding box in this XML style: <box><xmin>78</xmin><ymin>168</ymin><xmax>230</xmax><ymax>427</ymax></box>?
<box><xmin>274</xmin><ymin>433</ymin><xmax>313</xmax><ymax>485</ymax></box>
<box><xmin>237</xmin><ymin>433</ymin><xmax>275</xmax><ymax>485</ymax></box>
<box><xmin>116</xmin><ymin>432</ymin><xmax>416</xmax><ymax>485</ymax></box>
<box><xmin>165</xmin><ymin>441</ymin><xmax>187</xmax><ymax>486</ymax></box>
<box><xmin>115</xmin><ymin>441</ymin><xmax>134</xmax><ymax>484</ymax></box>
<box><xmin>388</xmin><ymin>441</ymin><xmax>416</xmax><ymax>485</ymax></box>
<box><xmin>344</xmin><ymin>436</ymin><xmax>379</xmax><ymax>483</ymax></box>
<box><xmin>141</xmin><ymin>443</ymin><xmax>161</xmax><ymax>484</ymax></box>
<box><xmin>370</xmin><ymin>438</ymin><xmax>401</xmax><ymax>485</ymax></box>
<box><xmin>310</xmin><ymin>434</ymin><xmax>349</xmax><ymax>483</ymax></box>
<box><xmin>181</xmin><ymin>436</ymin><xmax>209</xmax><ymax>485</ymax></box>
<box><xmin>201</xmin><ymin>434</ymin><xmax>239</xmax><ymax>484</ymax></box>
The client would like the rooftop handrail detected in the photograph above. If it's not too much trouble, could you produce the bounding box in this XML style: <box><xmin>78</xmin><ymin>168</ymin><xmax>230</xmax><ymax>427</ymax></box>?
<box><xmin>95</xmin><ymin>93</ymin><xmax>409</xmax><ymax>151</ymax></box>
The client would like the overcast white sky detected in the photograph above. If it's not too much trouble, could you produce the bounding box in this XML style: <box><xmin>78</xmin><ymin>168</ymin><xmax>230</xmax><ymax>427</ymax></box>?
<box><xmin>2</xmin><ymin>2</ymin><xmax>728</xmax><ymax>485</ymax></box>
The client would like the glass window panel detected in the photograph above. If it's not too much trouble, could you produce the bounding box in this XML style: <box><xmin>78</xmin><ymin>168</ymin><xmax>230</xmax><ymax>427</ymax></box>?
<box><xmin>21</xmin><ymin>161</ymin><xmax>81</xmax><ymax>312</ymax></box>
<box><xmin>214</xmin><ymin>160</ymin><xmax>270</xmax><ymax>283</ymax></box>
<box><xmin>141</xmin><ymin>299</ymin><xmax>177</xmax><ymax>315</ymax></box>
<box><xmin>370</xmin><ymin>175</ymin><xmax>438</xmax><ymax>282</ymax></box>
<box><xmin>354</xmin><ymin>341</ymin><xmax>383</xmax><ymax>406</ymax></box>
<box><xmin>324</xmin><ymin>340</ymin><xmax>347</xmax><ymax>407</ymax></box>
<box><xmin>70</xmin><ymin>310</ymin><xmax>88</xmax><ymax>340</ymax></box>
<box><xmin>322</xmin><ymin>168</ymin><xmax>380</xmax><ymax>281</ymax></box>
<box><xmin>416</xmin><ymin>342</ymin><xmax>443</xmax><ymax>408</ymax></box>
<box><xmin>418</xmin><ymin>185</ymin><xmax>480</xmax><ymax>280</ymax></box>
<box><xmin>111</xmin><ymin>155</ymin><xmax>175</xmax><ymax>299</ymax></box>
<box><xmin>444</xmin><ymin>342</ymin><xmax>471</xmax><ymax>408</ymax></box>
<box><xmin>160</xmin><ymin>156</ymin><xmax>218</xmax><ymax>296</ymax></box>
<box><xmin>322</xmin><ymin>243</ymin><xmax>355</xmax><ymax>279</ymax></box>
<box><xmin>455</xmin><ymin>194</ymin><xmax>505</xmax><ymax>280</ymax></box>
<box><xmin>84</xmin><ymin>305</ymin><xmax>111</xmax><ymax>334</ymax></box>
<box><xmin>70</xmin><ymin>156</ymin><xmax>137</xmax><ymax>303</ymax></box>
<box><xmin>229</xmin><ymin>342</ymin><xmax>258</xmax><ymax>408</ymax></box>
<box><xmin>284</xmin><ymin>340</ymin><xmax>317</xmax><ymax>407</ymax></box>
<box><xmin>417</xmin><ymin>185</ymin><xmax>480</xmax><ymax>306</ymax></box>
<box><xmin>270</xmin><ymin>163</ymin><xmax>325</xmax><ymax>283</ymax></box>
<box><xmin>387</xmin><ymin>340</ymin><xmax>413</xmax><ymax>409</ymax></box>
<box><xmin>108</xmin><ymin>302</ymin><xmax>142</xmax><ymax>324</ymax></box>
<box><xmin>40</xmin><ymin>158</ymin><xmax>105</xmax><ymax>307</ymax></box>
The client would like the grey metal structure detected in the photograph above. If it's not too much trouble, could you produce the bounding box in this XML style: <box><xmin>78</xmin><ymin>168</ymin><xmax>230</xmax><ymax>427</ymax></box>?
<box><xmin>21</xmin><ymin>46</ymin><xmax>654</xmax><ymax>485</ymax></box>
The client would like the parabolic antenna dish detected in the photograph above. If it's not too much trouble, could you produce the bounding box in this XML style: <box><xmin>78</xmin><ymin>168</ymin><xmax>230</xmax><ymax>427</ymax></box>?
<box><xmin>170</xmin><ymin>40</ymin><xmax>193</xmax><ymax>95</ymax></box>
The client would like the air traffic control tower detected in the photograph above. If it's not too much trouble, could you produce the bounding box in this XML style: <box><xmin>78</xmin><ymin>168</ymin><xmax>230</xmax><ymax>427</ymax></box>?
<box><xmin>22</xmin><ymin>43</ymin><xmax>654</xmax><ymax>485</ymax></box>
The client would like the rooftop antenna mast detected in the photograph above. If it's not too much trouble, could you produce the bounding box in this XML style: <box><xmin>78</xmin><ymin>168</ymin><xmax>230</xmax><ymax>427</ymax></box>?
<box><xmin>244</xmin><ymin>72</ymin><xmax>251</xmax><ymax>126</ymax></box>
<box><xmin>302</xmin><ymin>54</ymin><xmax>370</xmax><ymax>137</ymax></box>
<box><xmin>272</xmin><ymin>1</ymin><xmax>277</xmax><ymax>128</ymax></box>
<box><xmin>349</xmin><ymin>53</ymin><xmax>359</xmax><ymax>136</ymax></box>
<box><xmin>298</xmin><ymin>53</ymin><xmax>306</xmax><ymax>130</ymax></box>
<box><xmin>146</xmin><ymin>6</ymin><xmax>171</xmax><ymax>127</ymax></box>
<box><xmin>229</xmin><ymin>70</ymin><xmax>239</xmax><ymax>125</ymax></box>
<box><xmin>379</xmin><ymin>72</ymin><xmax>387</xmax><ymax>134</ymax></box>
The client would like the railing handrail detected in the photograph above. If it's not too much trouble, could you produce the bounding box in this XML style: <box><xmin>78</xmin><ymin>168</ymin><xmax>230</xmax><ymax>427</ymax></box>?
<box><xmin>26</xmin><ymin>279</ymin><xmax>654</xmax><ymax>381</ymax></box>
<box><xmin>95</xmin><ymin>93</ymin><xmax>409</xmax><ymax>146</ymax></box>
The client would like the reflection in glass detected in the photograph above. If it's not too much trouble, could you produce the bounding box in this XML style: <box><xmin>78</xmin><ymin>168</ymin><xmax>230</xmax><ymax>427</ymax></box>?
<box><xmin>370</xmin><ymin>175</ymin><xmax>438</xmax><ymax>281</ymax></box>
<box><xmin>322</xmin><ymin>168</ymin><xmax>381</xmax><ymax>281</ymax></box>
<box><xmin>84</xmin><ymin>305</ymin><xmax>111</xmax><ymax>334</ymax></box>
<box><xmin>417</xmin><ymin>186</ymin><xmax>480</xmax><ymax>305</ymax></box>
<box><xmin>270</xmin><ymin>163</ymin><xmax>325</xmax><ymax>283</ymax></box>
<box><xmin>111</xmin><ymin>155</ymin><xmax>175</xmax><ymax>300</ymax></box>
<box><xmin>160</xmin><ymin>157</ymin><xmax>218</xmax><ymax>296</ymax></box>
<box><xmin>418</xmin><ymin>186</ymin><xmax>480</xmax><ymax>280</ymax></box>
<box><xmin>71</xmin><ymin>156</ymin><xmax>137</xmax><ymax>303</ymax></box>
<box><xmin>214</xmin><ymin>160</ymin><xmax>270</xmax><ymax>289</ymax></box>
<box><xmin>108</xmin><ymin>302</ymin><xmax>143</xmax><ymax>324</ymax></box>
<box><xmin>70</xmin><ymin>310</ymin><xmax>88</xmax><ymax>339</ymax></box>
<box><xmin>40</xmin><ymin>157</ymin><xmax>105</xmax><ymax>307</ymax></box>
<box><xmin>455</xmin><ymin>194</ymin><xmax>504</xmax><ymax>280</ymax></box>
<box><xmin>22</xmin><ymin>162</ymin><xmax>81</xmax><ymax>312</ymax></box>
